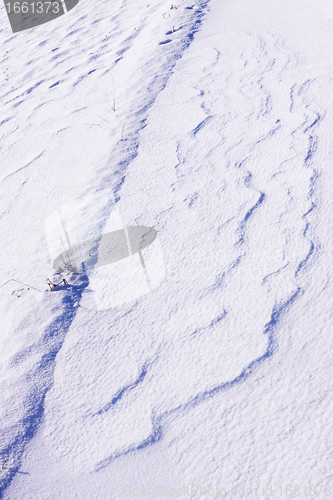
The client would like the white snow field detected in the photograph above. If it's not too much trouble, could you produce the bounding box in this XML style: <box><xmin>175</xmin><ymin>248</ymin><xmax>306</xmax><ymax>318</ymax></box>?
<box><xmin>1</xmin><ymin>0</ymin><xmax>333</xmax><ymax>497</ymax></box>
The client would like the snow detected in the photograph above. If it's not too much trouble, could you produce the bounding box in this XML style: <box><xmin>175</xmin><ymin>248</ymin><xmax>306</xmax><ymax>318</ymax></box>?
<box><xmin>1</xmin><ymin>0</ymin><xmax>333</xmax><ymax>497</ymax></box>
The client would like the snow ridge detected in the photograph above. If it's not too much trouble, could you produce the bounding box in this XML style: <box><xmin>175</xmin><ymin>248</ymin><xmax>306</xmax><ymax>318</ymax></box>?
<box><xmin>0</xmin><ymin>0</ymin><xmax>212</xmax><ymax>494</ymax></box>
<box><xmin>0</xmin><ymin>276</ymin><xmax>88</xmax><ymax>494</ymax></box>
<box><xmin>1</xmin><ymin>0</ymin><xmax>330</xmax><ymax>494</ymax></box>
<box><xmin>89</xmin><ymin>27</ymin><xmax>324</xmax><ymax>469</ymax></box>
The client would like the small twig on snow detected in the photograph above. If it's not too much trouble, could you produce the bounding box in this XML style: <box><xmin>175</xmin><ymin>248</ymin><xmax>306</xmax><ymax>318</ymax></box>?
<box><xmin>0</xmin><ymin>279</ymin><xmax>42</xmax><ymax>292</ymax></box>
<box><xmin>46</xmin><ymin>278</ymin><xmax>69</xmax><ymax>291</ymax></box>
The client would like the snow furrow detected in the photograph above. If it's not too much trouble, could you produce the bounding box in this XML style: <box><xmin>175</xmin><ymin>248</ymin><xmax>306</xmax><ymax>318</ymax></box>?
<box><xmin>0</xmin><ymin>0</ymin><xmax>212</xmax><ymax>493</ymax></box>
<box><xmin>2</xmin><ymin>0</ymin><xmax>333</xmax><ymax>496</ymax></box>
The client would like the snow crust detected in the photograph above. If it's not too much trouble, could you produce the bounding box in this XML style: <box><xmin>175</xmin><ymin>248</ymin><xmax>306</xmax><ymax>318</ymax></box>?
<box><xmin>1</xmin><ymin>0</ymin><xmax>333</xmax><ymax>497</ymax></box>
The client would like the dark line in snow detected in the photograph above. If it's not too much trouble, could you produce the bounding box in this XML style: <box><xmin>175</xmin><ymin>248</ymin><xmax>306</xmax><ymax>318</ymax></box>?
<box><xmin>0</xmin><ymin>150</ymin><xmax>46</xmax><ymax>184</ymax></box>
<box><xmin>237</xmin><ymin>192</ymin><xmax>265</xmax><ymax>246</ymax></box>
<box><xmin>191</xmin><ymin>116</ymin><xmax>213</xmax><ymax>136</ymax></box>
<box><xmin>94</xmin><ymin>363</ymin><xmax>149</xmax><ymax>415</ymax></box>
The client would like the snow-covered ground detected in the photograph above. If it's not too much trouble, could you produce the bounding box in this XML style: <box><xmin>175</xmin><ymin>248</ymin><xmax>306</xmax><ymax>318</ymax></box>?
<box><xmin>1</xmin><ymin>0</ymin><xmax>333</xmax><ymax>498</ymax></box>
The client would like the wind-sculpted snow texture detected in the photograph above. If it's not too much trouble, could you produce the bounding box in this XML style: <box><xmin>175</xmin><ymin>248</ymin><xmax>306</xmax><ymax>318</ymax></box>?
<box><xmin>0</xmin><ymin>0</ymin><xmax>210</xmax><ymax>494</ymax></box>
<box><xmin>28</xmin><ymin>1</ymin><xmax>326</xmax><ymax>475</ymax></box>
<box><xmin>1</xmin><ymin>0</ymin><xmax>333</xmax><ymax>497</ymax></box>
